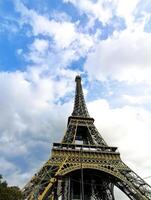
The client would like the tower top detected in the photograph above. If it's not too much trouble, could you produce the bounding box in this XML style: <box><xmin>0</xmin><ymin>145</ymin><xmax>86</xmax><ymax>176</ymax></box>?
<box><xmin>72</xmin><ymin>75</ymin><xmax>90</xmax><ymax>118</ymax></box>
<box><xmin>75</xmin><ymin>75</ymin><xmax>81</xmax><ymax>82</ymax></box>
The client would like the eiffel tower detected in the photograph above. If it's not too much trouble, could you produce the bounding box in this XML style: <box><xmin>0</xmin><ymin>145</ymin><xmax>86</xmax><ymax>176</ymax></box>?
<box><xmin>23</xmin><ymin>75</ymin><xmax>151</xmax><ymax>200</ymax></box>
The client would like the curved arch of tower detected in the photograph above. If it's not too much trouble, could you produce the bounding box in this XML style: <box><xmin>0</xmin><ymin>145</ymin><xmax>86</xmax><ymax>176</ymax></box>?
<box><xmin>23</xmin><ymin>76</ymin><xmax>151</xmax><ymax>200</ymax></box>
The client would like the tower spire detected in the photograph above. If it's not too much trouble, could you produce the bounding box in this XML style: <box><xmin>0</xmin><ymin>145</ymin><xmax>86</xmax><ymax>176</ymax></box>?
<box><xmin>72</xmin><ymin>75</ymin><xmax>90</xmax><ymax>118</ymax></box>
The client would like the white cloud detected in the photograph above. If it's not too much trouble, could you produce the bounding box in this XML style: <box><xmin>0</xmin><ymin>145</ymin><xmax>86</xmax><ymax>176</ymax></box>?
<box><xmin>15</xmin><ymin>0</ymin><xmax>95</xmax><ymax>57</ymax></box>
<box><xmin>63</xmin><ymin>0</ymin><xmax>151</xmax><ymax>36</ymax></box>
<box><xmin>25</xmin><ymin>35</ymin><xmax>94</xmax><ymax>71</ymax></box>
<box><xmin>0</xmin><ymin>158</ymin><xmax>17</xmax><ymax>175</ymax></box>
<box><xmin>115</xmin><ymin>0</ymin><xmax>140</xmax><ymax>26</ymax></box>
<box><xmin>63</xmin><ymin>0</ymin><xmax>142</xmax><ymax>28</ymax></box>
<box><xmin>32</xmin><ymin>19</ymin><xmax>76</xmax><ymax>49</ymax></box>
<box><xmin>64</xmin><ymin>0</ymin><xmax>114</xmax><ymax>25</ymax></box>
<box><xmin>0</xmin><ymin>157</ymin><xmax>39</xmax><ymax>187</ymax></box>
<box><xmin>26</xmin><ymin>40</ymin><xmax>50</xmax><ymax>65</ymax></box>
<box><xmin>15</xmin><ymin>1</ymin><xmax>76</xmax><ymax>48</ymax></box>
<box><xmin>32</xmin><ymin>39</ymin><xmax>49</xmax><ymax>53</ymax></box>
<box><xmin>123</xmin><ymin>94</ymin><xmax>151</xmax><ymax>104</ymax></box>
<box><xmin>84</xmin><ymin>28</ymin><xmax>151</xmax><ymax>84</ymax></box>
<box><xmin>14</xmin><ymin>0</ymin><xmax>97</xmax><ymax>79</ymax></box>
<box><xmin>0</xmin><ymin>69</ymin><xmax>76</xmax><ymax>185</ymax></box>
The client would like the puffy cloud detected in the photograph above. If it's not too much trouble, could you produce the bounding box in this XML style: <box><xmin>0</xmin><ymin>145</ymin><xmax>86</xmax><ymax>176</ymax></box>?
<box><xmin>31</xmin><ymin>39</ymin><xmax>49</xmax><ymax>53</ymax></box>
<box><xmin>0</xmin><ymin>69</ymin><xmax>76</xmax><ymax>186</ymax></box>
<box><xmin>0</xmin><ymin>157</ymin><xmax>30</xmax><ymax>187</ymax></box>
<box><xmin>14</xmin><ymin>1</ymin><xmax>76</xmax><ymax>46</ymax></box>
<box><xmin>64</xmin><ymin>0</ymin><xmax>114</xmax><ymax>25</ymax></box>
<box><xmin>84</xmin><ymin>28</ymin><xmax>151</xmax><ymax>84</ymax></box>
<box><xmin>32</xmin><ymin>19</ymin><xmax>76</xmax><ymax>48</ymax></box>
<box><xmin>15</xmin><ymin>0</ymin><xmax>95</xmax><ymax>58</ymax></box>
<box><xmin>115</xmin><ymin>0</ymin><xmax>140</xmax><ymax>26</ymax></box>
<box><xmin>63</xmin><ymin>0</ymin><xmax>142</xmax><ymax>28</ymax></box>
<box><xmin>122</xmin><ymin>94</ymin><xmax>151</xmax><ymax>105</ymax></box>
<box><xmin>14</xmin><ymin>1</ymin><xmax>97</xmax><ymax>79</ymax></box>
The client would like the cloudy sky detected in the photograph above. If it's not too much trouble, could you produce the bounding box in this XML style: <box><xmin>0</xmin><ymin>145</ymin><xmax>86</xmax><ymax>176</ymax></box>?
<box><xmin>0</xmin><ymin>0</ymin><xmax>151</xmax><ymax>199</ymax></box>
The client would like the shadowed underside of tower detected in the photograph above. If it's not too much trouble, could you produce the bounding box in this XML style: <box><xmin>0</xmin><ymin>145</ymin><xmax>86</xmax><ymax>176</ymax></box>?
<box><xmin>23</xmin><ymin>76</ymin><xmax>151</xmax><ymax>200</ymax></box>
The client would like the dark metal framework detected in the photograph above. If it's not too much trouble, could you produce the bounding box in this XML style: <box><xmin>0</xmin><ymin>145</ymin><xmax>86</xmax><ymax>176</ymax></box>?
<box><xmin>23</xmin><ymin>75</ymin><xmax>151</xmax><ymax>200</ymax></box>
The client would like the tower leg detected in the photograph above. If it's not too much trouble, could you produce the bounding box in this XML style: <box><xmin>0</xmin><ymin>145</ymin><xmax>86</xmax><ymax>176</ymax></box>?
<box><xmin>62</xmin><ymin>177</ymin><xmax>70</xmax><ymax>200</ymax></box>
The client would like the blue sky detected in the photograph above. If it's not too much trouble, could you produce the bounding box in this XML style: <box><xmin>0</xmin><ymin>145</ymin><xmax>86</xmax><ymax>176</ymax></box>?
<box><xmin>0</xmin><ymin>0</ymin><xmax>151</xmax><ymax>199</ymax></box>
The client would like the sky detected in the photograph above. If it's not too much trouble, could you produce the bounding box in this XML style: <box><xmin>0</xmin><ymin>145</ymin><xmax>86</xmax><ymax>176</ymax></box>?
<box><xmin>0</xmin><ymin>0</ymin><xmax>151</xmax><ymax>199</ymax></box>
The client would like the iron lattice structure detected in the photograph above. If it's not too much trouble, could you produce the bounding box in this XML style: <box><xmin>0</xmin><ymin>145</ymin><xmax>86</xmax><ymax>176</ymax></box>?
<box><xmin>23</xmin><ymin>75</ymin><xmax>151</xmax><ymax>200</ymax></box>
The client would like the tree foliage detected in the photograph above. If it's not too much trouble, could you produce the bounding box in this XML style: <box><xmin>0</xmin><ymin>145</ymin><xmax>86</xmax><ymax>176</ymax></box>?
<box><xmin>0</xmin><ymin>175</ymin><xmax>23</xmax><ymax>200</ymax></box>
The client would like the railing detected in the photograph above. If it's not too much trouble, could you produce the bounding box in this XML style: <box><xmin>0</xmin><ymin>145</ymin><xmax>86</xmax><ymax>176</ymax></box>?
<box><xmin>52</xmin><ymin>143</ymin><xmax>118</xmax><ymax>153</ymax></box>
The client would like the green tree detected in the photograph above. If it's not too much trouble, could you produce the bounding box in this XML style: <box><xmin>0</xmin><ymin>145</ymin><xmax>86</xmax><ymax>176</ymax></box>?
<box><xmin>0</xmin><ymin>175</ymin><xmax>23</xmax><ymax>200</ymax></box>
